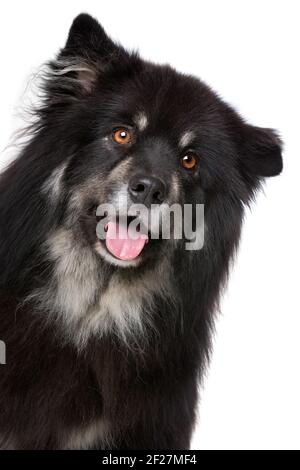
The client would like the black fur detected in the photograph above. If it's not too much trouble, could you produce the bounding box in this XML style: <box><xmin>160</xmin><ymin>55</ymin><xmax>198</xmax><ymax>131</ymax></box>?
<box><xmin>0</xmin><ymin>14</ymin><xmax>282</xmax><ymax>449</ymax></box>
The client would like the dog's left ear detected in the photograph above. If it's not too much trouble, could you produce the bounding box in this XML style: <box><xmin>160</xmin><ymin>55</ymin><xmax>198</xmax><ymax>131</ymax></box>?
<box><xmin>239</xmin><ymin>124</ymin><xmax>283</xmax><ymax>177</ymax></box>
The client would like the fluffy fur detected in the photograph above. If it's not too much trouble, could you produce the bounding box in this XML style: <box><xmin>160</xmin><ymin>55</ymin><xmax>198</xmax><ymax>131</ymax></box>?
<box><xmin>0</xmin><ymin>13</ymin><xmax>282</xmax><ymax>449</ymax></box>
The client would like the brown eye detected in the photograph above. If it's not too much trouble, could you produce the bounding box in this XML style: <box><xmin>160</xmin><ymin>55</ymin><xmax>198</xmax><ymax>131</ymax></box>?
<box><xmin>112</xmin><ymin>128</ymin><xmax>132</xmax><ymax>144</ymax></box>
<box><xmin>180</xmin><ymin>153</ymin><xmax>198</xmax><ymax>170</ymax></box>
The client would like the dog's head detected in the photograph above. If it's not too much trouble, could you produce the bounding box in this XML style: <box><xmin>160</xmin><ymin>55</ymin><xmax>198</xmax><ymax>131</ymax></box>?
<box><xmin>35</xmin><ymin>14</ymin><xmax>282</xmax><ymax>270</ymax></box>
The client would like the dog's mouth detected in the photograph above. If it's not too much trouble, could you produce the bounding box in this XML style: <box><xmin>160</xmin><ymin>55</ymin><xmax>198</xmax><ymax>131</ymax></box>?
<box><xmin>96</xmin><ymin>214</ymin><xmax>150</xmax><ymax>262</ymax></box>
<box><xmin>104</xmin><ymin>218</ymin><xmax>149</xmax><ymax>261</ymax></box>
<box><xmin>83</xmin><ymin>203</ymin><xmax>165</xmax><ymax>267</ymax></box>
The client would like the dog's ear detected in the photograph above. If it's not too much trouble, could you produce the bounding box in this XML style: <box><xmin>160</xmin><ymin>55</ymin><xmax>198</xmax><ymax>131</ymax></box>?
<box><xmin>63</xmin><ymin>13</ymin><xmax>118</xmax><ymax>61</ymax></box>
<box><xmin>46</xmin><ymin>14</ymin><xmax>122</xmax><ymax>97</ymax></box>
<box><xmin>239</xmin><ymin>124</ymin><xmax>283</xmax><ymax>178</ymax></box>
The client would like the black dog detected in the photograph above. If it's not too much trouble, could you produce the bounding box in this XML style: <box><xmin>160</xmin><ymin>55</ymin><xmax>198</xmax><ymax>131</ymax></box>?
<box><xmin>0</xmin><ymin>13</ymin><xmax>282</xmax><ymax>449</ymax></box>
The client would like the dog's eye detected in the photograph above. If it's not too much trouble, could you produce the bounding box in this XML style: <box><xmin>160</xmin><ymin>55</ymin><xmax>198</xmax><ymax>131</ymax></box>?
<box><xmin>112</xmin><ymin>128</ymin><xmax>132</xmax><ymax>145</ymax></box>
<box><xmin>180</xmin><ymin>153</ymin><xmax>198</xmax><ymax>170</ymax></box>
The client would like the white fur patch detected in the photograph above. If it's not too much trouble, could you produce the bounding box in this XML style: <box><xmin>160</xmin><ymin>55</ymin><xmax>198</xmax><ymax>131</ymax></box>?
<box><xmin>86</xmin><ymin>272</ymin><xmax>157</xmax><ymax>343</ymax></box>
<box><xmin>50</xmin><ymin>58</ymin><xmax>99</xmax><ymax>95</ymax></box>
<box><xmin>28</xmin><ymin>228</ymin><xmax>174</xmax><ymax>349</ymax></box>
<box><xmin>42</xmin><ymin>161</ymin><xmax>69</xmax><ymax>201</ymax></box>
<box><xmin>46</xmin><ymin>229</ymin><xmax>99</xmax><ymax>323</ymax></box>
<box><xmin>65</xmin><ymin>419</ymin><xmax>111</xmax><ymax>450</ymax></box>
<box><xmin>179</xmin><ymin>130</ymin><xmax>195</xmax><ymax>148</ymax></box>
<box><xmin>134</xmin><ymin>112</ymin><xmax>148</xmax><ymax>131</ymax></box>
<box><xmin>170</xmin><ymin>174</ymin><xmax>180</xmax><ymax>200</ymax></box>
<box><xmin>94</xmin><ymin>240</ymin><xmax>142</xmax><ymax>269</ymax></box>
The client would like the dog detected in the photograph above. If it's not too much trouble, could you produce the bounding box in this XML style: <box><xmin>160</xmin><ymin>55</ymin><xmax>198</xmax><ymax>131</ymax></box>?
<box><xmin>0</xmin><ymin>13</ymin><xmax>282</xmax><ymax>449</ymax></box>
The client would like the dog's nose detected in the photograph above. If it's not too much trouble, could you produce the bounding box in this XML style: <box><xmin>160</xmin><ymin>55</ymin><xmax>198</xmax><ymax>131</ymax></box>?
<box><xmin>129</xmin><ymin>175</ymin><xmax>166</xmax><ymax>206</ymax></box>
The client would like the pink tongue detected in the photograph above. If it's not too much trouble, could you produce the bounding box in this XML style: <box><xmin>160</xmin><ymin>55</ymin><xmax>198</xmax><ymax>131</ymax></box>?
<box><xmin>105</xmin><ymin>222</ymin><xmax>148</xmax><ymax>261</ymax></box>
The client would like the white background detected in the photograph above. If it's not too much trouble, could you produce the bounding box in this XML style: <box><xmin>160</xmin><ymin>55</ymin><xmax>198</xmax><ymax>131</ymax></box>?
<box><xmin>0</xmin><ymin>0</ymin><xmax>299</xmax><ymax>450</ymax></box>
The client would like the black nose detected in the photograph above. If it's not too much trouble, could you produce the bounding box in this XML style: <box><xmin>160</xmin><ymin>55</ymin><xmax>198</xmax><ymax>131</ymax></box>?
<box><xmin>128</xmin><ymin>175</ymin><xmax>166</xmax><ymax>206</ymax></box>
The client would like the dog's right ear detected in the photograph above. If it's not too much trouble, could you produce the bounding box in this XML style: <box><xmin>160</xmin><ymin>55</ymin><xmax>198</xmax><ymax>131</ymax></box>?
<box><xmin>46</xmin><ymin>14</ymin><xmax>123</xmax><ymax>97</ymax></box>
<box><xmin>63</xmin><ymin>13</ymin><xmax>119</xmax><ymax>61</ymax></box>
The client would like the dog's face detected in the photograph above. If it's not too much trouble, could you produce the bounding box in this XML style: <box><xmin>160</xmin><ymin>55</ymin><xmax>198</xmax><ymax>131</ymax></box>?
<box><xmin>62</xmin><ymin>66</ymin><xmax>211</xmax><ymax>268</ymax></box>
<box><xmin>41</xmin><ymin>14</ymin><xmax>282</xmax><ymax>270</ymax></box>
